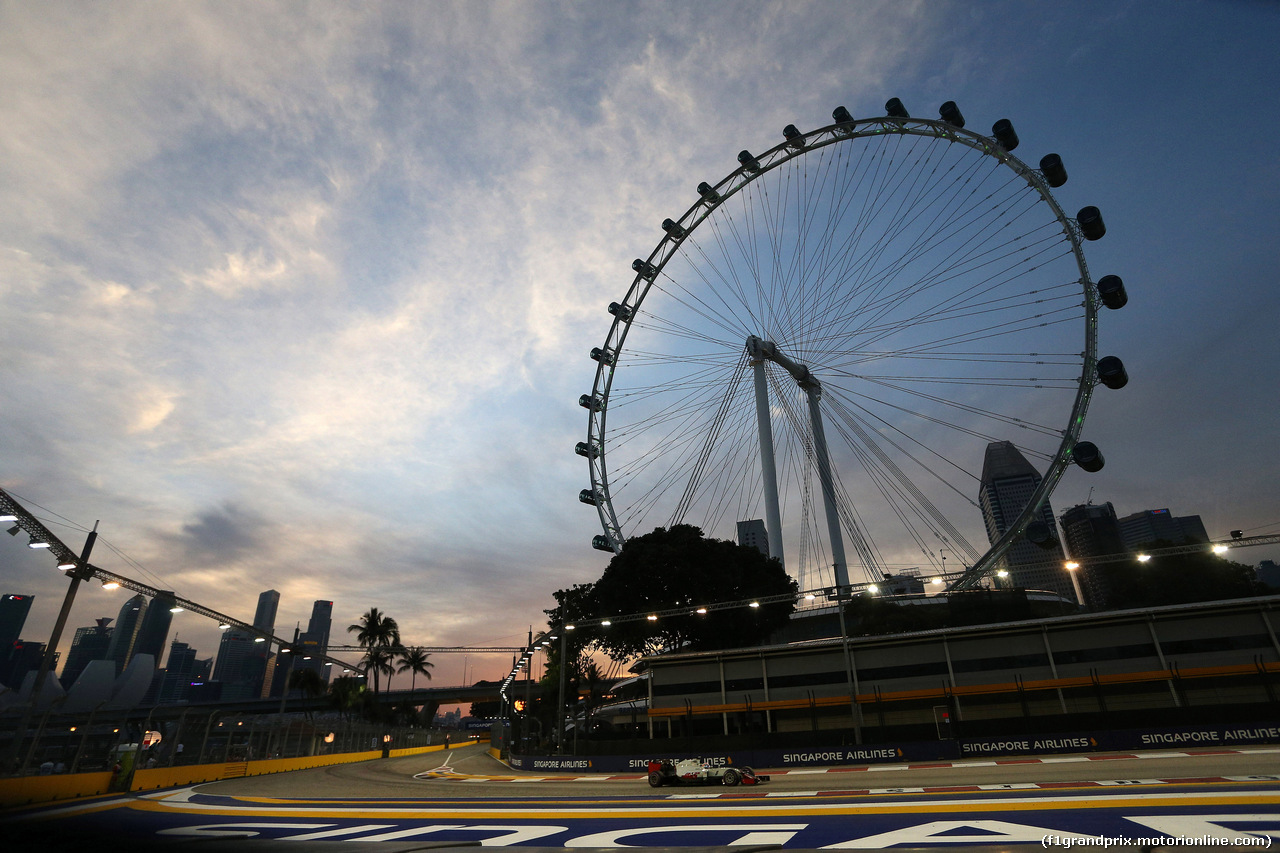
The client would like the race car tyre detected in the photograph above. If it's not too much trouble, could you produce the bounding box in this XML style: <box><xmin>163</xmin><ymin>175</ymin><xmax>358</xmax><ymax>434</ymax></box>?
<box><xmin>648</xmin><ymin>771</ymin><xmax>665</xmax><ymax>788</ymax></box>
<box><xmin>722</xmin><ymin>768</ymin><xmax>741</xmax><ymax>786</ymax></box>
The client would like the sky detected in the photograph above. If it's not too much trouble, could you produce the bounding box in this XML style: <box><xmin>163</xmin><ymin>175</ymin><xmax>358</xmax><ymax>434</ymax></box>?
<box><xmin>2</xmin><ymin>1</ymin><xmax>1278</xmax><ymax>690</ymax></box>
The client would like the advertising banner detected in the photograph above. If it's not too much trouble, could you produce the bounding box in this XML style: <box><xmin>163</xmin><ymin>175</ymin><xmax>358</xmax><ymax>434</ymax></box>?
<box><xmin>508</xmin><ymin>720</ymin><xmax>1280</xmax><ymax>772</ymax></box>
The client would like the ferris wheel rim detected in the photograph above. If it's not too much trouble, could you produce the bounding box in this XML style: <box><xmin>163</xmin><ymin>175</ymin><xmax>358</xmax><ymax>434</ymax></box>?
<box><xmin>584</xmin><ymin>111</ymin><xmax>1100</xmax><ymax>590</ymax></box>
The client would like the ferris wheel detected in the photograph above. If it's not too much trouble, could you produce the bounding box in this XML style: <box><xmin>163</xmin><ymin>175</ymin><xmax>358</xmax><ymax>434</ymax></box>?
<box><xmin>578</xmin><ymin>99</ymin><xmax>1128</xmax><ymax>592</ymax></box>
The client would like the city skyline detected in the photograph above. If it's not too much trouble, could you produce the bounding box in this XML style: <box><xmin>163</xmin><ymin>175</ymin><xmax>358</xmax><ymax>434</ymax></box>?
<box><xmin>1</xmin><ymin>3</ymin><xmax>1278</xmax><ymax>680</ymax></box>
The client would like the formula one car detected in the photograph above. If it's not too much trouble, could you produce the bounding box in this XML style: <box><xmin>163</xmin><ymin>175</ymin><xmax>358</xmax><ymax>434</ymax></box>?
<box><xmin>646</xmin><ymin>758</ymin><xmax>770</xmax><ymax>787</ymax></box>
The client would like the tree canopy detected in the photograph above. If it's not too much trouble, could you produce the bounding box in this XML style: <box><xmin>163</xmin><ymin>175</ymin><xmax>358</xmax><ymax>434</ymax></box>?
<box><xmin>547</xmin><ymin>524</ymin><xmax>798</xmax><ymax>663</ymax></box>
<box><xmin>1096</xmin><ymin>548</ymin><xmax>1264</xmax><ymax>607</ymax></box>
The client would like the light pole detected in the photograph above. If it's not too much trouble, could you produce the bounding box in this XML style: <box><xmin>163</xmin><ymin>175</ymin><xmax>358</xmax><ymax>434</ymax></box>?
<box><xmin>12</xmin><ymin>523</ymin><xmax>98</xmax><ymax>771</ymax></box>
<box><xmin>1064</xmin><ymin>561</ymin><xmax>1087</xmax><ymax>607</ymax></box>
<box><xmin>833</xmin><ymin>583</ymin><xmax>862</xmax><ymax>744</ymax></box>
<box><xmin>555</xmin><ymin>625</ymin><xmax>574</xmax><ymax>754</ymax></box>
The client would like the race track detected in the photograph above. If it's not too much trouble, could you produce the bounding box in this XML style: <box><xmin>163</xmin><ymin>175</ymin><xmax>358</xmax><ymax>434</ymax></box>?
<box><xmin>7</xmin><ymin>742</ymin><xmax>1280</xmax><ymax>850</ymax></box>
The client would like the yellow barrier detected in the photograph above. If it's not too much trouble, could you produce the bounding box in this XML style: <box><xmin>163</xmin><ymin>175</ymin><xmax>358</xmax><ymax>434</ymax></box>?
<box><xmin>0</xmin><ymin>771</ymin><xmax>113</xmax><ymax>808</ymax></box>
<box><xmin>4</xmin><ymin>738</ymin><xmax>479</xmax><ymax>805</ymax></box>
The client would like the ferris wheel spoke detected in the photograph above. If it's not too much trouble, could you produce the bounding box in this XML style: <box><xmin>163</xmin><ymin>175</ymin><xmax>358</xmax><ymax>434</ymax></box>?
<box><xmin>823</xmin><ymin>392</ymin><xmax>984</xmax><ymax>562</ymax></box>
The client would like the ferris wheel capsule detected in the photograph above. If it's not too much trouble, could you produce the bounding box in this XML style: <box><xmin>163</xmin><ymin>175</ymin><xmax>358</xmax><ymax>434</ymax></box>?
<box><xmin>992</xmin><ymin>118</ymin><xmax>1020</xmax><ymax>151</ymax></box>
<box><xmin>1040</xmin><ymin>153</ymin><xmax>1068</xmax><ymax>187</ymax></box>
<box><xmin>939</xmin><ymin>101</ymin><xmax>965</xmax><ymax>128</ymax></box>
<box><xmin>1077</xmin><ymin>206</ymin><xmax>1106</xmax><ymax>240</ymax></box>
<box><xmin>1097</xmin><ymin>275</ymin><xmax>1128</xmax><ymax>309</ymax></box>
<box><xmin>1072</xmin><ymin>441</ymin><xmax>1105</xmax><ymax>473</ymax></box>
<box><xmin>1096</xmin><ymin>355</ymin><xmax>1128</xmax><ymax>389</ymax></box>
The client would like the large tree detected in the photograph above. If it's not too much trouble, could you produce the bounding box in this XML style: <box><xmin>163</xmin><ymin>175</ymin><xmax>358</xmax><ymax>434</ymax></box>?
<box><xmin>1097</xmin><ymin>548</ymin><xmax>1264</xmax><ymax>608</ymax></box>
<box><xmin>396</xmin><ymin>646</ymin><xmax>435</xmax><ymax>691</ymax></box>
<box><xmin>548</xmin><ymin>524</ymin><xmax>798</xmax><ymax>662</ymax></box>
<box><xmin>347</xmin><ymin>607</ymin><xmax>402</xmax><ymax>694</ymax></box>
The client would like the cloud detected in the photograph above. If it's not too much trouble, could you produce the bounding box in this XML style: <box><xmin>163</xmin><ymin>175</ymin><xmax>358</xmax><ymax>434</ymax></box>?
<box><xmin>2</xmin><ymin>2</ymin><xmax>1277</xmax><ymax>677</ymax></box>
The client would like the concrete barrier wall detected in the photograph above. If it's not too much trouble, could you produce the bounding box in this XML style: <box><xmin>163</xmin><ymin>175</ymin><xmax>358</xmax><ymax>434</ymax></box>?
<box><xmin>0</xmin><ymin>771</ymin><xmax>113</xmax><ymax>808</ymax></box>
<box><xmin>3</xmin><ymin>738</ymin><xmax>473</xmax><ymax>807</ymax></box>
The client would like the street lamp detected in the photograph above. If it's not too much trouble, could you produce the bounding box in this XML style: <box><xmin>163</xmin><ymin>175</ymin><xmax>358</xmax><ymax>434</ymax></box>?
<box><xmin>1063</xmin><ymin>561</ymin><xmax>1086</xmax><ymax>607</ymax></box>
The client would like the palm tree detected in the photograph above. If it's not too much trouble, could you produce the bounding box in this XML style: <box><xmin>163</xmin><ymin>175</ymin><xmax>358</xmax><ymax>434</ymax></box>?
<box><xmin>367</xmin><ymin>644</ymin><xmax>398</xmax><ymax>693</ymax></box>
<box><xmin>347</xmin><ymin>607</ymin><xmax>401</xmax><ymax>694</ymax></box>
<box><xmin>328</xmin><ymin>676</ymin><xmax>365</xmax><ymax>720</ymax></box>
<box><xmin>288</xmin><ymin>668</ymin><xmax>326</xmax><ymax>721</ymax></box>
<box><xmin>396</xmin><ymin>646</ymin><xmax>434</xmax><ymax>692</ymax></box>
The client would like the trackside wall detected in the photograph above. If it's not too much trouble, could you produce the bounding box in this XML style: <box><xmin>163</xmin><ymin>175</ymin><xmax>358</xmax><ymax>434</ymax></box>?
<box><xmin>1</xmin><ymin>739</ymin><xmax>470</xmax><ymax>808</ymax></box>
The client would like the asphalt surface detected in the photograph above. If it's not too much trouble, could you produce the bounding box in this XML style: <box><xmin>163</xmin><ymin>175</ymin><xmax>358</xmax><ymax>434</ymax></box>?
<box><xmin>194</xmin><ymin>741</ymin><xmax>1280</xmax><ymax>799</ymax></box>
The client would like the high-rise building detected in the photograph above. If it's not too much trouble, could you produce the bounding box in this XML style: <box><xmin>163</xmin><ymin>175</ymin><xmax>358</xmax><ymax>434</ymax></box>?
<box><xmin>0</xmin><ymin>594</ymin><xmax>34</xmax><ymax>652</ymax></box>
<box><xmin>271</xmin><ymin>600</ymin><xmax>336</xmax><ymax>696</ymax></box>
<box><xmin>736</xmin><ymin>520</ymin><xmax>769</xmax><ymax>557</ymax></box>
<box><xmin>159</xmin><ymin>640</ymin><xmax>201</xmax><ymax>703</ymax></box>
<box><xmin>60</xmin><ymin>618</ymin><xmax>114</xmax><ymax>688</ymax></box>
<box><xmin>1059</xmin><ymin>502</ymin><xmax>1127</xmax><ymax>607</ymax></box>
<box><xmin>132</xmin><ymin>591</ymin><xmax>176</xmax><ymax>664</ymax></box>
<box><xmin>297</xmin><ymin>600</ymin><xmax>334</xmax><ymax>684</ymax></box>
<box><xmin>1118</xmin><ymin>508</ymin><xmax>1209</xmax><ymax>551</ymax></box>
<box><xmin>978</xmin><ymin>441</ymin><xmax>1072</xmax><ymax>600</ymax></box>
<box><xmin>253</xmin><ymin>589</ymin><xmax>280</xmax><ymax>635</ymax></box>
<box><xmin>213</xmin><ymin>589</ymin><xmax>280</xmax><ymax>700</ymax></box>
<box><xmin>306</xmin><ymin>600</ymin><xmax>333</xmax><ymax>651</ymax></box>
<box><xmin>0</xmin><ymin>640</ymin><xmax>51</xmax><ymax>690</ymax></box>
<box><xmin>213</xmin><ymin>630</ymin><xmax>267</xmax><ymax>700</ymax></box>
<box><xmin>105</xmin><ymin>594</ymin><xmax>147</xmax><ymax>675</ymax></box>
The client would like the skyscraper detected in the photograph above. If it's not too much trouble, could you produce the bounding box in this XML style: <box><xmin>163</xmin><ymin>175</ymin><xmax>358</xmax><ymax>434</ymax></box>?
<box><xmin>159</xmin><ymin>640</ymin><xmax>200</xmax><ymax>703</ymax></box>
<box><xmin>253</xmin><ymin>589</ymin><xmax>280</xmax><ymax>635</ymax></box>
<box><xmin>306</xmin><ymin>600</ymin><xmax>333</xmax><ymax>651</ymax></box>
<box><xmin>105</xmin><ymin>594</ymin><xmax>147</xmax><ymax>675</ymax></box>
<box><xmin>978</xmin><ymin>441</ymin><xmax>1073</xmax><ymax>600</ymax></box>
<box><xmin>736</xmin><ymin>520</ymin><xmax>769</xmax><ymax>557</ymax></box>
<box><xmin>0</xmin><ymin>640</ymin><xmax>50</xmax><ymax>689</ymax></box>
<box><xmin>297</xmin><ymin>600</ymin><xmax>334</xmax><ymax>684</ymax></box>
<box><xmin>1118</xmin><ymin>508</ymin><xmax>1209</xmax><ymax>550</ymax></box>
<box><xmin>60</xmin><ymin>618</ymin><xmax>114</xmax><ymax>688</ymax></box>
<box><xmin>1060</xmin><ymin>502</ymin><xmax>1127</xmax><ymax>607</ymax></box>
<box><xmin>132</xmin><ymin>591</ymin><xmax>177</xmax><ymax>664</ymax></box>
<box><xmin>213</xmin><ymin>589</ymin><xmax>280</xmax><ymax>700</ymax></box>
<box><xmin>272</xmin><ymin>600</ymin><xmax>336</xmax><ymax>695</ymax></box>
<box><xmin>0</xmin><ymin>594</ymin><xmax>34</xmax><ymax>652</ymax></box>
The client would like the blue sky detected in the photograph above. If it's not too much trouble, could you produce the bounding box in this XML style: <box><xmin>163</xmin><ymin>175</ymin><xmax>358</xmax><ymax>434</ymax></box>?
<box><xmin>2</xmin><ymin>1</ymin><xmax>1278</xmax><ymax>685</ymax></box>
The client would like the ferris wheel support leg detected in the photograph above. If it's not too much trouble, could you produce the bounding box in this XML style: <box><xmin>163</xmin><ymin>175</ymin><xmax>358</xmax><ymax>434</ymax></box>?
<box><xmin>751</xmin><ymin>358</ymin><xmax>786</xmax><ymax>566</ymax></box>
<box><xmin>806</xmin><ymin>385</ymin><xmax>850</xmax><ymax>589</ymax></box>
